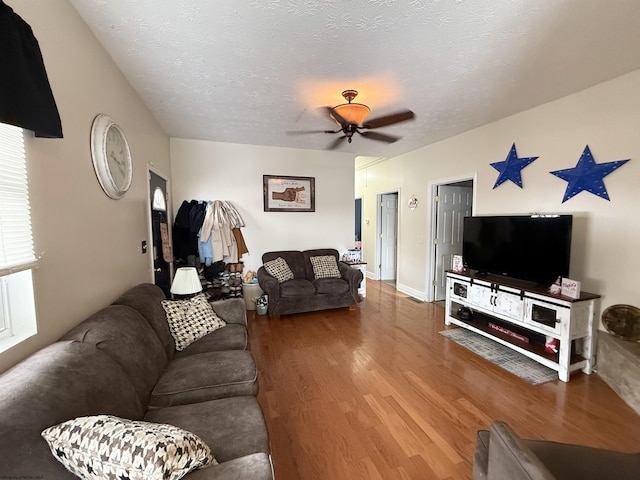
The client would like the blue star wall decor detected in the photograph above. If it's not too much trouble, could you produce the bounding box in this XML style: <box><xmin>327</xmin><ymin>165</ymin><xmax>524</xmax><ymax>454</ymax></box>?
<box><xmin>490</xmin><ymin>143</ymin><xmax>539</xmax><ymax>189</ymax></box>
<box><xmin>550</xmin><ymin>145</ymin><xmax>630</xmax><ymax>203</ymax></box>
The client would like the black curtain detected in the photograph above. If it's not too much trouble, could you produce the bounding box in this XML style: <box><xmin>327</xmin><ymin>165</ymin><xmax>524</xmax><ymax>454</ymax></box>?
<box><xmin>0</xmin><ymin>0</ymin><xmax>63</xmax><ymax>138</ymax></box>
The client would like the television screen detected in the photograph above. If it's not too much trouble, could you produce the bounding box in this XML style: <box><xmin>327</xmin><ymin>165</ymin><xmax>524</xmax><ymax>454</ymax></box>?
<box><xmin>462</xmin><ymin>215</ymin><xmax>572</xmax><ymax>286</ymax></box>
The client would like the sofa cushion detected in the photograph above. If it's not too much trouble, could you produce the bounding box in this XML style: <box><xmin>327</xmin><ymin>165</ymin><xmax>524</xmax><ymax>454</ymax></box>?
<box><xmin>113</xmin><ymin>283</ymin><xmax>175</xmax><ymax>360</ymax></box>
<box><xmin>145</xmin><ymin>396</ymin><xmax>270</xmax><ymax>464</ymax></box>
<box><xmin>280</xmin><ymin>278</ymin><xmax>316</xmax><ymax>297</ymax></box>
<box><xmin>162</xmin><ymin>294</ymin><xmax>227</xmax><ymax>351</ymax></box>
<box><xmin>263</xmin><ymin>256</ymin><xmax>295</xmax><ymax>283</ymax></box>
<box><xmin>150</xmin><ymin>350</ymin><xmax>258</xmax><ymax>407</ymax></box>
<box><xmin>0</xmin><ymin>341</ymin><xmax>144</xmax><ymax>478</ymax></box>
<box><xmin>42</xmin><ymin>415</ymin><xmax>216</xmax><ymax>480</ymax></box>
<box><xmin>182</xmin><ymin>453</ymin><xmax>273</xmax><ymax>480</ymax></box>
<box><xmin>61</xmin><ymin>305</ymin><xmax>169</xmax><ymax>406</ymax></box>
<box><xmin>174</xmin><ymin>323</ymin><xmax>248</xmax><ymax>357</ymax></box>
<box><xmin>310</xmin><ymin>255</ymin><xmax>342</xmax><ymax>279</ymax></box>
<box><xmin>314</xmin><ymin>278</ymin><xmax>350</xmax><ymax>295</ymax></box>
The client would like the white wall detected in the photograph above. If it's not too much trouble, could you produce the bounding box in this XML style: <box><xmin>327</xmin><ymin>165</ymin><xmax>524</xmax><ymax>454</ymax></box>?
<box><xmin>170</xmin><ymin>138</ymin><xmax>356</xmax><ymax>273</ymax></box>
<box><xmin>1</xmin><ymin>0</ymin><xmax>171</xmax><ymax>372</ymax></box>
<box><xmin>356</xmin><ymin>70</ymin><xmax>640</xmax><ymax>316</ymax></box>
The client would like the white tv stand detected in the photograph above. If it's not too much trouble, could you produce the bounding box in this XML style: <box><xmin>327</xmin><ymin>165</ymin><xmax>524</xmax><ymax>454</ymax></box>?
<box><xmin>445</xmin><ymin>270</ymin><xmax>600</xmax><ymax>382</ymax></box>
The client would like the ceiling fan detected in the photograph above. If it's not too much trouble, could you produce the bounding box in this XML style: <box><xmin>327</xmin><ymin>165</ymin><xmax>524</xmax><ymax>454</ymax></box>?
<box><xmin>289</xmin><ymin>90</ymin><xmax>415</xmax><ymax>149</ymax></box>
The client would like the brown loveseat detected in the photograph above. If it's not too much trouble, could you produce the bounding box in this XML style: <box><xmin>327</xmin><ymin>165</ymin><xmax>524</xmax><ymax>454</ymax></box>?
<box><xmin>474</xmin><ymin>420</ymin><xmax>640</xmax><ymax>480</ymax></box>
<box><xmin>257</xmin><ymin>248</ymin><xmax>363</xmax><ymax>316</ymax></box>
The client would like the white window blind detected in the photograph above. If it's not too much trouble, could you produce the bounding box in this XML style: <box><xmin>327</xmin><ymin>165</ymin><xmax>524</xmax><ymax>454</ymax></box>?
<box><xmin>0</xmin><ymin>123</ymin><xmax>36</xmax><ymax>276</ymax></box>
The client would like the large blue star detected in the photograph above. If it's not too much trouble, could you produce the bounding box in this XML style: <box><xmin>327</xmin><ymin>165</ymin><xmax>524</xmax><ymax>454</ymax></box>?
<box><xmin>550</xmin><ymin>145</ymin><xmax>630</xmax><ymax>203</ymax></box>
<box><xmin>490</xmin><ymin>143</ymin><xmax>538</xmax><ymax>188</ymax></box>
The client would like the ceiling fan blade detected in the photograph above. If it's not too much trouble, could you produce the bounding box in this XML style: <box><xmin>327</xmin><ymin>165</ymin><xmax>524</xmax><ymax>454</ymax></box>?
<box><xmin>327</xmin><ymin>135</ymin><xmax>347</xmax><ymax>150</ymax></box>
<box><xmin>362</xmin><ymin>109</ymin><xmax>415</xmax><ymax>129</ymax></box>
<box><xmin>286</xmin><ymin>129</ymin><xmax>340</xmax><ymax>135</ymax></box>
<box><xmin>323</xmin><ymin>106</ymin><xmax>349</xmax><ymax>127</ymax></box>
<box><xmin>359</xmin><ymin>131</ymin><xmax>400</xmax><ymax>143</ymax></box>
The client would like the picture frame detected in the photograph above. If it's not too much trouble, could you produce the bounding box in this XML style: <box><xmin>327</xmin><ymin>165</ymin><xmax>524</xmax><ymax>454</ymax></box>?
<box><xmin>263</xmin><ymin>175</ymin><xmax>315</xmax><ymax>212</ymax></box>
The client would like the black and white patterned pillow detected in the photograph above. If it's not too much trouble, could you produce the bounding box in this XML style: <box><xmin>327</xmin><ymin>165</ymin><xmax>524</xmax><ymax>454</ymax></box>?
<box><xmin>263</xmin><ymin>257</ymin><xmax>294</xmax><ymax>283</ymax></box>
<box><xmin>161</xmin><ymin>293</ymin><xmax>226</xmax><ymax>351</ymax></box>
<box><xmin>42</xmin><ymin>415</ymin><xmax>216</xmax><ymax>480</ymax></box>
<box><xmin>310</xmin><ymin>255</ymin><xmax>342</xmax><ymax>279</ymax></box>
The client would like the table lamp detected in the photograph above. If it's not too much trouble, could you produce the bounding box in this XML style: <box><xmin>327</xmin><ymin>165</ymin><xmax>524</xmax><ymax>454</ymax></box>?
<box><xmin>170</xmin><ymin>267</ymin><xmax>202</xmax><ymax>299</ymax></box>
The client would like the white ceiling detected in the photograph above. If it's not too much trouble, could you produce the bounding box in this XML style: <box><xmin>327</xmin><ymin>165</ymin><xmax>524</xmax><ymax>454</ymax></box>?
<box><xmin>69</xmin><ymin>0</ymin><xmax>640</xmax><ymax>158</ymax></box>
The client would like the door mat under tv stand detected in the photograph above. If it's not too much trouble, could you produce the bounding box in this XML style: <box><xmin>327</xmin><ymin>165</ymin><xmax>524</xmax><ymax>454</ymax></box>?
<box><xmin>440</xmin><ymin>328</ymin><xmax>557</xmax><ymax>385</ymax></box>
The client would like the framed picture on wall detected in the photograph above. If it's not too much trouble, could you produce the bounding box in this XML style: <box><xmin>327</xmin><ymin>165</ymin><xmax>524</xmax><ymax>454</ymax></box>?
<box><xmin>263</xmin><ymin>175</ymin><xmax>315</xmax><ymax>212</ymax></box>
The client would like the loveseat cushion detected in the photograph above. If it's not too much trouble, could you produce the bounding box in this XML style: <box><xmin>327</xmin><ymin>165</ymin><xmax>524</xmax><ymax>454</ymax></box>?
<box><xmin>149</xmin><ymin>350</ymin><xmax>258</xmax><ymax>407</ymax></box>
<box><xmin>41</xmin><ymin>415</ymin><xmax>216</xmax><ymax>480</ymax></box>
<box><xmin>144</xmin><ymin>396</ymin><xmax>270</xmax><ymax>464</ymax></box>
<box><xmin>314</xmin><ymin>278</ymin><xmax>350</xmax><ymax>295</ymax></box>
<box><xmin>309</xmin><ymin>255</ymin><xmax>342</xmax><ymax>279</ymax></box>
<box><xmin>263</xmin><ymin>256</ymin><xmax>295</xmax><ymax>283</ymax></box>
<box><xmin>280</xmin><ymin>278</ymin><xmax>316</xmax><ymax>297</ymax></box>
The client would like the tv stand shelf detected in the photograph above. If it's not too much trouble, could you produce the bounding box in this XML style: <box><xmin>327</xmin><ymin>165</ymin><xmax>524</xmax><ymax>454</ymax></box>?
<box><xmin>445</xmin><ymin>270</ymin><xmax>600</xmax><ymax>382</ymax></box>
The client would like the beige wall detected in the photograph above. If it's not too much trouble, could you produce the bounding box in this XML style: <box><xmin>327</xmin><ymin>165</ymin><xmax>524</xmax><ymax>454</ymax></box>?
<box><xmin>1</xmin><ymin>0</ymin><xmax>171</xmax><ymax>372</ymax></box>
<box><xmin>170</xmin><ymin>138</ymin><xmax>357</xmax><ymax>274</ymax></box>
<box><xmin>357</xmin><ymin>70</ymin><xmax>640</xmax><ymax>317</ymax></box>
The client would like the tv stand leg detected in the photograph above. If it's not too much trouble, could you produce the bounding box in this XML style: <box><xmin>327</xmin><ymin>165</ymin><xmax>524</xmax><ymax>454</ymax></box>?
<box><xmin>558</xmin><ymin>340</ymin><xmax>571</xmax><ymax>382</ymax></box>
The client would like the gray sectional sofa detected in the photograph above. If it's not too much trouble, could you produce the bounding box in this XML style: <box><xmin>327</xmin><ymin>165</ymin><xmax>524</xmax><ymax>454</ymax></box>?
<box><xmin>0</xmin><ymin>283</ymin><xmax>273</xmax><ymax>479</ymax></box>
<box><xmin>257</xmin><ymin>248</ymin><xmax>363</xmax><ymax>316</ymax></box>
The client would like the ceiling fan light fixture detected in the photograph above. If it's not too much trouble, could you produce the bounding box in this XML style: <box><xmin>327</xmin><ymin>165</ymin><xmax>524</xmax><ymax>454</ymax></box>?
<box><xmin>332</xmin><ymin>102</ymin><xmax>371</xmax><ymax>125</ymax></box>
<box><xmin>331</xmin><ymin>89</ymin><xmax>371</xmax><ymax>125</ymax></box>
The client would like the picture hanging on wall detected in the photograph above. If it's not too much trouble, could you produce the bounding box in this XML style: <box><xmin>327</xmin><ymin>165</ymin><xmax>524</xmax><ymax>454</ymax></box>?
<box><xmin>550</xmin><ymin>145</ymin><xmax>630</xmax><ymax>203</ymax></box>
<box><xmin>263</xmin><ymin>175</ymin><xmax>315</xmax><ymax>212</ymax></box>
<box><xmin>490</xmin><ymin>143</ymin><xmax>539</xmax><ymax>189</ymax></box>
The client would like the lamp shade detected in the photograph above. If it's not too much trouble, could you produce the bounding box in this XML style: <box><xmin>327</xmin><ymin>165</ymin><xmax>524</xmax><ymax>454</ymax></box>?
<box><xmin>170</xmin><ymin>267</ymin><xmax>202</xmax><ymax>295</ymax></box>
<box><xmin>332</xmin><ymin>102</ymin><xmax>371</xmax><ymax>125</ymax></box>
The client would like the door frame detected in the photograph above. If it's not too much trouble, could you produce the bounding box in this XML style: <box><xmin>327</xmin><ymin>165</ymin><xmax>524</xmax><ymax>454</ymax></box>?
<box><xmin>426</xmin><ymin>175</ymin><xmax>475</xmax><ymax>302</ymax></box>
<box><xmin>146</xmin><ymin>164</ymin><xmax>173</xmax><ymax>284</ymax></box>
<box><xmin>375</xmin><ymin>189</ymin><xmax>400</xmax><ymax>282</ymax></box>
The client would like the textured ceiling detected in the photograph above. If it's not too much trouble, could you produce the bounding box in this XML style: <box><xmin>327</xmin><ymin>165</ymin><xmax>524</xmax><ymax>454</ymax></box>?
<box><xmin>69</xmin><ymin>0</ymin><xmax>640</xmax><ymax>158</ymax></box>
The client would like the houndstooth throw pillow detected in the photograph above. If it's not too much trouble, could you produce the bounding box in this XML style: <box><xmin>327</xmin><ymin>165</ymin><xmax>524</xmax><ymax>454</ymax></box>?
<box><xmin>263</xmin><ymin>256</ymin><xmax>294</xmax><ymax>283</ymax></box>
<box><xmin>161</xmin><ymin>293</ymin><xmax>226</xmax><ymax>351</ymax></box>
<box><xmin>41</xmin><ymin>415</ymin><xmax>216</xmax><ymax>480</ymax></box>
<box><xmin>310</xmin><ymin>255</ymin><xmax>342</xmax><ymax>279</ymax></box>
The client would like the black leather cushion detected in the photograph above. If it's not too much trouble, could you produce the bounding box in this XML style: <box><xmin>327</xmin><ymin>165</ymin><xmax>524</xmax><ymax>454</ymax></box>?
<box><xmin>314</xmin><ymin>278</ymin><xmax>349</xmax><ymax>295</ymax></box>
<box><xmin>279</xmin><ymin>278</ymin><xmax>315</xmax><ymax>297</ymax></box>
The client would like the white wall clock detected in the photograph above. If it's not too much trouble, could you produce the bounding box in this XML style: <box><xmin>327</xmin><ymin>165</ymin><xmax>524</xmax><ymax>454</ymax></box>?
<box><xmin>90</xmin><ymin>113</ymin><xmax>132</xmax><ymax>199</ymax></box>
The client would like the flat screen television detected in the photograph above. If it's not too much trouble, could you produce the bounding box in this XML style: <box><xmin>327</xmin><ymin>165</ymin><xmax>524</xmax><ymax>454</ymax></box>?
<box><xmin>462</xmin><ymin>215</ymin><xmax>572</xmax><ymax>286</ymax></box>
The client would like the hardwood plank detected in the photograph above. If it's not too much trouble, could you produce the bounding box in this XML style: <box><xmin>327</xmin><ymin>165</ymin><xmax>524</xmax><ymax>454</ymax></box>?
<box><xmin>248</xmin><ymin>280</ymin><xmax>640</xmax><ymax>479</ymax></box>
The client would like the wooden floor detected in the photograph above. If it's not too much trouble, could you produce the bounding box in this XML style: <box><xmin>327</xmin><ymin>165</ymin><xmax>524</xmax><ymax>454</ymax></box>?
<box><xmin>247</xmin><ymin>280</ymin><xmax>640</xmax><ymax>480</ymax></box>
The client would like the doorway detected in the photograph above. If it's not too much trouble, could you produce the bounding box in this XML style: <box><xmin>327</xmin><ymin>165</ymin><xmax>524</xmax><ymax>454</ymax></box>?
<box><xmin>148</xmin><ymin>168</ymin><xmax>173</xmax><ymax>298</ymax></box>
<box><xmin>430</xmin><ymin>180</ymin><xmax>473</xmax><ymax>301</ymax></box>
<box><xmin>377</xmin><ymin>192</ymin><xmax>398</xmax><ymax>282</ymax></box>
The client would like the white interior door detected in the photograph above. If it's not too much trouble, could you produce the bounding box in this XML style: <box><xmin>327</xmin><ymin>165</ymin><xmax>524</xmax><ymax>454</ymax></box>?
<box><xmin>380</xmin><ymin>193</ymin><xmax>398</xmax><ymax>281</ymax></box>
<box><xmin>433</xmin><ymin>185</ymin><xmax>472</xmax><ymax>300</ymax></box>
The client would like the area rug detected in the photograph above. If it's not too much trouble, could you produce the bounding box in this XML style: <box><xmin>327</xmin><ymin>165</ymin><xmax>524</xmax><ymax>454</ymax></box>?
<box><xmin>440</xmin><ymin>328</ymin><xmax>557</xmax><ymax>385</ymax></box>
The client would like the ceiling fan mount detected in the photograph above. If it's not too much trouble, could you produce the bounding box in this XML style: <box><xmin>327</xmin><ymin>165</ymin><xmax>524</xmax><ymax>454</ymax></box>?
<box><xmin>287</xmin><ymin>89</ymin><xmax>416</xmax><ymax>149</ymax></box>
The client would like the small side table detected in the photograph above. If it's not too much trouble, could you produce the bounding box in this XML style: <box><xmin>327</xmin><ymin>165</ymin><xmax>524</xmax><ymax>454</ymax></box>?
<box><xmin>343</xmin><ymin>261</ymin><xmax>367</xmax><ymax>298</ymax></box>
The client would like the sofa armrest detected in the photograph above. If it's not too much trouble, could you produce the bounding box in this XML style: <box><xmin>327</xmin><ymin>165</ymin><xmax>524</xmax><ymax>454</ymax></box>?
<box><xmin>257</xmin><ymin>267</ymin><xmax>280</xmax><ymax>304</ymax></box>
<box><xmin>487</xmin><ymin>421</ymin><xmax>555</xmax><ymax>480</ymax></box>
<box><xmin>209</xmin><ymin>297</ymin><xmax>247</xmax><ymax>326</ymax></box>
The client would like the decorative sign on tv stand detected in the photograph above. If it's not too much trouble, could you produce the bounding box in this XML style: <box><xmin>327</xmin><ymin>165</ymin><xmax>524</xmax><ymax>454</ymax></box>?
<box><xmin>444</xmin><ymin>270</ymin><xmax>600</xmax><ymax>382</ymax></box>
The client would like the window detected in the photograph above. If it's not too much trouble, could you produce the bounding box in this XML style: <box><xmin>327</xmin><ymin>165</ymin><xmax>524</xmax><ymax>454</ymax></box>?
<box><xmin>0</xmin><ymin>123</ymin><xmax>37</xmax><ymax>350</ymax></box>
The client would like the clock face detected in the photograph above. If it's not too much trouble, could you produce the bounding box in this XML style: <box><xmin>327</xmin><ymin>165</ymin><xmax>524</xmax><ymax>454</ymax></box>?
<box><xmin>91</xmin><ymin>114</ymin><xmax>132</xmax><ymax>199</ymax></box>
<box><xmin>106</xmin><ymin>125</ymin><xmax>128</xmax><ymax>190</ymax></box>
